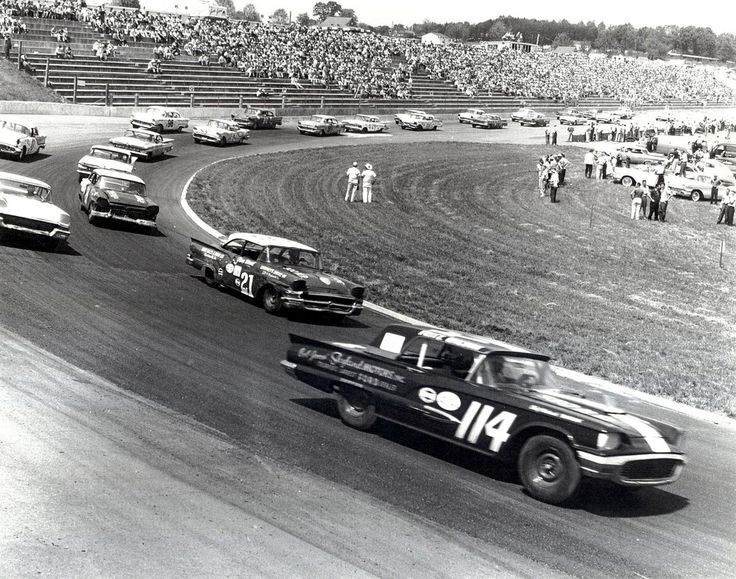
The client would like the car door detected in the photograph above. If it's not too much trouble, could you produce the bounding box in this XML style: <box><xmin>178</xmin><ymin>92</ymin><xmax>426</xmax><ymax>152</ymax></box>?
<box><xmin>221</xmin><ymin>240</ymin><xmax>261</xmax><ymax>297</ymax></box>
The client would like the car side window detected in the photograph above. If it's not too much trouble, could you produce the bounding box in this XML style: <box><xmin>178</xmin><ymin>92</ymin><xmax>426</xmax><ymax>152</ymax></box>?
<box><xmin>242</xmin><ymin>242</ymin><xmax>263</xmax><ymax>260</ymax></box>
<box><xmin>398</xmin><ymin>338</ymin><xmax>444</xmax><ymax>369</ymax></box>
<box><xmin>224</xmin><ymin>239</ymin><xmax>245</xmax><ymax>254</ymax></box>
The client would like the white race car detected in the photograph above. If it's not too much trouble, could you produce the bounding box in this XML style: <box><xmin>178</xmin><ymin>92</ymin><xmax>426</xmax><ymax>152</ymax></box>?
<box><xmin>0</xmin><ymin>171</ymin><xmax>70</xmax><ymax>250</ymax></box>
<box><xmin>342</xmin><ymin>114</ymin><xmax>389</xmax><ymax>133</ymax></box>
<box><xmin>192</xmin><ymin>119</ymin><xmax>250</xmax><ymax>145</ymax></box>
<box><xmin>393</xmin><ymin>110</ymin><xmax>442</xmax><ymax>131</ymax></box>
<box><xmin>457</xmin><ymin>109</ymin><xmax>486</xmax><ymax>124</ymax></box>
<box><xmin>0</xmin><ymin>119</ymin><xmax>46</xmax><ymax>161</ymax></box>
<box><xmin>130</xmin><ymin>106</ymin><xmax>189</xmax><ymax>133</ymax></box>
<box><xmin>77</xmin><ymin>145</ymin><xmax>136</xmax><ymax>181</ymax></box>
<box><xmin>109</xmin><ymin>129</ymin><xmax>174</xmax><ymax>161</ymax></box>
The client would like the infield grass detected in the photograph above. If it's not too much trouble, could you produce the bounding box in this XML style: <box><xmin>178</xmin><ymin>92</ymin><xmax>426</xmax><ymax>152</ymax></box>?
<box><xmin>188</xmin><ymin>142</ymin><xmax>736</xmax><ymax>415</ymax></box>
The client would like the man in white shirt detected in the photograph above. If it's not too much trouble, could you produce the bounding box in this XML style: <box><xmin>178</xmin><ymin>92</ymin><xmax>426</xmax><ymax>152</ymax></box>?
<box><xmin>345</xmin><ymin>161</ymin><xmax>360</xmax><ymax>202</ymax></box>
<box><xmin>361</xmin><ymin>163</ymin><xmax>377</xmax><ymax>203</ymax></box>
<box><xmin>583</xmin><ymin>149</ymin><xmax>595</xmax><ymax>178</ymax></box>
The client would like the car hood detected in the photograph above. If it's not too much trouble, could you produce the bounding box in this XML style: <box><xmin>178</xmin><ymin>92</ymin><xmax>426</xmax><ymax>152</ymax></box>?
<box><xmin>0</xmin><ymin>193</ymin><xmax>70</xmax><ymax>226</ymax></box>
<box><xmin>521</xmin><ymin>387</ymin><xmax>677</xmax><ymax>448</ymax></box>
<box><xmin>0</xmin><ymin>127</ymin><xmax>25</xmax><ymax>145</ymax></box>
<box><xmin>100</xmin><ymin>189</ymin><xmax>155</xmax><ymax>208</ymax></box>
<box><xmin>298</xmin><ymin>120</ymin><xmax>322</xmax><ymax>127</ymax></box>
<box><xmin>79</xmin><ymin>156</ymin><xmax>133</xmax><ymax>173</ymax></box>
<box><xmin>110</xmin><ymin>137</ymin><xmax>155</xmax><ymax>150</ymax></box>
<box><xmin>279</xmin><ymin>265</ymin><xmax>357</xmax><ymax>294</ymax></box>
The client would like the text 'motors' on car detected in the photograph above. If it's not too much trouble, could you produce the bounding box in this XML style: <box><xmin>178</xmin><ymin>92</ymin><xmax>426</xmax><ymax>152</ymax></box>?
<box><xmin>0</xmin><ymin>172</ymin><xmax>70</xmax><ymax>251</ymax></box>
<box><xmin>282</xmin><ymin>324</ymin><xmax>686</xmax><ymax>505</ymax></box>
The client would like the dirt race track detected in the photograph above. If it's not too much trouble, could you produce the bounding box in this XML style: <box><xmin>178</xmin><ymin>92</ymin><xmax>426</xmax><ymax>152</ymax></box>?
<box><xmin>1</xmin><ymin>115</ymin><xmax>735</xmax><ymax>577</ymax></box>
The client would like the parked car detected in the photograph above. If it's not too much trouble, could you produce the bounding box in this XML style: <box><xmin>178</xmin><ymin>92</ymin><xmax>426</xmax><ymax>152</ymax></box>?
<box><xmin>613</xmin><ymin>162</ymin><xmax>733</xmax><ymax>201</ymax></box>
<box><xmin>457</xmin><ymin>108</ymin><xmax>487</xmax><ymax>124</ymax></box>
<box><xmin>109</xmin><ymin>128</ymin><xmax>174</xmax><ymax>161</ymax></box>
<box><xmin>192</xmin><ymin>119</ymin><xmax>250</xmax><ymax>145</ymax></box>
<box><xmin>281</xmin><ymin>323</ymin><xmax>687</xmax><ymax>505</ymax></box>
<box><xmin>510</xmin><ymin>108</ymin><xmax>536</xmax><ymax>122</ymax></box>
<box><xmin>0</xmin><ymin>171</ymin><xmax>70</xmax><ymax>250</ymax></box>
<box><xmin>595</xmin><ymin>111</ymin><xmax>617</xmax><ymax>124</ymax></box>
<box><xmin>558</xmin><ymin>112</ymin><xmax>587</xmax><ymax>125</ymax></box>
<box><xmin>297</xmin><ymin>115</ymin><xmax>345</xmax><ymax>136</ymax></box>
<box><xmin>519</xmin><ymin>111</ymin><xmax>549</xmax><ymax>127</ymax></box>
<box><xmin>615</xmin><ymin>144</ymin><xmax>665</xmax><ymax>165</ymax></box>
<box><xmin>0</xmin><ymin>119</ymin><xmax>46</xmax><ymax>161</ymax></box>
<box><xmin>709</xmin><ymin>142</ymin><xmax>736</xmax><ymax>175</ymax></box>
<box><xmin>230</xmin><ymin>108</ymin><xmax>282</xmax><ymax>129</ymax></box>
<box><xmin>470</xmin><ymin>113</ymin><xmax>508</xmax><ymax>129</ymax></box>
<box><xmin>393</xmin><ymin>110</ymin><xmax>442</xmax><ymax>131</ymax></box>
<box><xmin>556</xmin><ymin>107</ymin><xmax>582</xmax><ymax>119</ymax></box>
<box><xmin>186</xmin><ymin>233</ymin><xmax>364</xmax><ymax>316</ymax></box>
<box><xmin>612</xmin><ymin>106</ymin><xmax>634</xmax><ymax>119</ymax></box>
<box><xmin>79</xmin><ymin>168</ymin><xmax>158</xmax><ymax>230</ymax></box>
<box><xmin>342</xmin><ymin>114</ymin><xmax>390</xmax><ymax>133</ymax></box>
<box><xmin>77</xmin><ymin>145</ymin><xmax>136</xmax><ymax>181</ymax></box>
<box><xmin>130</xmin><ymin>106</ymin><xmax>189</xmax><ymax>133</ymax></box>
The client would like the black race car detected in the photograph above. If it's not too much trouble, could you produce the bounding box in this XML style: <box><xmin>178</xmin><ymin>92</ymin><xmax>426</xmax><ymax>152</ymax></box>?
<box><xmin>231</xmin><ymin>108</ymin><xmax>282</xmax><ymax>129</ymax></box>
<box><xmin>282</xmin><ymin>324</ymin><xmax>686</xmax><ymax>505</ymax></box>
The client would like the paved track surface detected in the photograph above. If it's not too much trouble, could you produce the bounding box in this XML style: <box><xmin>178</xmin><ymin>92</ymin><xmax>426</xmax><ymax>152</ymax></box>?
<box><xmin>1</xmin><ymin>116</ymin><xmax>734</xmax><ymax>577</ymax></box>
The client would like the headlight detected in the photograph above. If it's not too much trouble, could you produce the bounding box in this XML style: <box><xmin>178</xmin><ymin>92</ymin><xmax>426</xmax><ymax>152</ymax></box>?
<box><xmin>93</xmin><ymin>196</ymin><xmax>110</xmax><ymax>211</ymax></box>
<box><xmin>351</xmin><ymin>287</ymin><xmax>365</xmax><ymax>300</ymax></box>
<box><xmin>290</xmin><ymin>280</ymin><xmax>306</xmax><ymax>292</ymax></box>
<box><xmin>596</xmin><ymin>432</ymin><xmax>621</xmax><ymax>451</ymax></box>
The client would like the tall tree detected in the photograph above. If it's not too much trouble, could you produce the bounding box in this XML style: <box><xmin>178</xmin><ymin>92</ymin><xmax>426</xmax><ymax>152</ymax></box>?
<box><xmin>295</xmin><ymin>12</ymin><xmax>314</xmax><ymax>26</ymax></box>
<box><xmin>214</xmin><ymin>0</ymin><xmax>235</xmax><ymax>16</ymax></box>
<box><xmin>270</xmin><ymin>8</ymin><xmax>290</xmax><ymax>24</ymax></box>
<box><xmin>340</xmin><ymin>8</ymin><xmax>358</xmax><ymax>26</ymax></box>
<box><xmin>312</xmin><ymin>1</ymin><xmax>342</xmax><ymax>21</ymax></box>
<box><xmin>552</xmin><ymin>32</ymin><xmax>573</xmax><ymax>48</ymax></box>
<box><xmin>235</xmin><ymin>3</ymin><xmax>261</xmax><ymax>22</ymax></box>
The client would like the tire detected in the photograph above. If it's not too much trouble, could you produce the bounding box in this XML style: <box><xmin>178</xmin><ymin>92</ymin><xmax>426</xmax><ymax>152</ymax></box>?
<box><xmin>203</xmin><ymin>267</ymin><xmax>218</xmax><ymax>287</ymax></box>
<box><xmin>87</xmin><ymin>209</ymin><xmax>97</xmax><ymax>225</ymax></box>
<box><xmin>220</xmin><ymin>137</ymin><xmax>227</xmax><ymax>146</ymax></box>
<box><xmin>518</xmin><ymin>435</ymin><xmax>581</xmax><ymax>505</ymax></box>
<box><xmin>319</xmin><ymin>130</ymin><xmax>325</xmax><ymax>136</ymax></box>
<box><xmin>155</xmin><ymin>124</ymin><xmax>164</xmax><ymax>133</ymax></box>
<box><xmin>17</xmin><ymin>146</ymin><xmax>26</xmax><ymax>161</ymax></box>
<box><xmin>336</xmin><ymin>391</ymin><xmax>376</xmax><ymax>430</ymax></box>
<box><xmin>432</xmin><ymin>125</ymin><xmax>437</xmax><ymax>131</ymax></box>
<box><xmin>362</xmin><ymin>127</ymin><xmax>367</xmax><ymax>133</ymax></box>
<box><xmin>176</xmin><ymin>126</ymin><xmax>184</xmax><ymax>133</ymax></box>
<box><xmin>690</xmin><ymin>189</ymin><xmax>703</xmax><ymax>202</ymax></box>
<box><xmin>261</xmin><ymin>285</ymin><xmax>282</xmax><ymax>314</ymax></box>
<box><xmin>471</xmin><ymin>124</ymin><xmax>476</xmax><ymax>128</ymax></box>
<box><xmin>620</xmin><ymin>176</ymin><xmax>634</xmax><ymax>187</ymax></box>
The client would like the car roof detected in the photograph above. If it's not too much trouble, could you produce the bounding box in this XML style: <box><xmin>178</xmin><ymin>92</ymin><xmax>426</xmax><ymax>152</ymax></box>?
<box><xmin>0</xmin><ymin>171</ymin><xmax>51</xmax><ymax>189</ymax></box>
<box><xmin>89</xmin><ymin>145</ymin><xmax>133</xmax><ymax>155</ymax></box>
<box><xmin>124</xmin><ymin>128</ymin><xmax>159</xmax><ymax>137</ymax></box>
<box><xmin>91</xmin><ymin>168</ymin><xmax>146</xmax><ymax>183</ymax></box>
<box><xmin>226</xmin><ymin>232</ymin><xmax>318</xmax><ymax>252</ymax></box>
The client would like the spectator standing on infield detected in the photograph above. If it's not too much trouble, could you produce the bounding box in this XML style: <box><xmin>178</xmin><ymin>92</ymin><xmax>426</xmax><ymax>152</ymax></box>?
<box><xmin>647</xmin><ymin>184</ymin><xmax>660</xmax><ymax>221</ymax></box>
<box><xmin>659</xmin><ymin>183</ymin><xmax>673</xmax><ymax>222</ymax></box>
<box><xmin>710</xmin><ymin>177</ymin><xmax>720</xmax><ymax>205</ymax></box>
<box><xmin>630</xmin><ymin>181</ymin><xmax>645</xmax><ymax>220</ymax></box>
<box><xmin>584</xmin><ymin>149</ymin><xmax>594</xmax><ymax>178</ymax></box>
<box><xmin>3</xmin><ymin>34</ymin><xmax>11</xmax><ymax>59</ymax></box>
<box><xmin>548</xmin><ymin>169</ymin><xmax>559</xmax><ymax>203</ymax></box>
<box><xmin>726</xmin><ymin>189</ymin><xmax>736</xmax><ymax>226</ymax></box>
<box><xmin>361</xmin><ymin>163</ymin><xmax>377</xmax><ymax>203</ymax></box>
<box><xmin>551</xmin><ymin>126</ymin><xmax>557</xmax><ymax>145</ymax></box>
<box><xmin>544</xmin><ymin>128</ymin><xmax>550</xmax><ymax>145</ymax></box>
<box><xmin>345</xmin><ymin>161</ymin><xmax>360</xmax><ymax>202</ymax></box>
<box><xmin>557</xmin><ymin>153</ymin><xmax>569</xmax><ymax>185</ymax></box>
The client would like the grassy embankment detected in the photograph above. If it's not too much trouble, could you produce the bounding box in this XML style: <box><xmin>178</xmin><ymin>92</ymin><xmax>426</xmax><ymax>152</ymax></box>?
<box><xmin>188</xmin><ymin>142</ymin><xmax>736</xmax><ymax>416</ymax></box>
<box><xmin>0</xmin><ymin>58</ymin><xmax>63</xmax><ymax>102</ymax></box>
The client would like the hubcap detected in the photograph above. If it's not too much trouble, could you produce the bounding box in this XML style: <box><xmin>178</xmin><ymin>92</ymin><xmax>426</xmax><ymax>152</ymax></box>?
<box><xmin>536</xmin><ymin>452</ymin><xmax>562</xmax><ymax>482</ymax></box>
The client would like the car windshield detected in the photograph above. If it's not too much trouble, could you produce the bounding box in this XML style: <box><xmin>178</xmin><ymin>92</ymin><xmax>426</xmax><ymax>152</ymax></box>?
<box><xmin>471</xmin><ymin>355</ymin><xmax>556</xmax><ymax>388</ymax></box>
<box><xmin>0</xmin><ymin>177</ymin><xmax>50</xmax><ymax>200</ymax></box>
<box><xmin>0</xmin><ymin>120</ymin><xmax>31</xmax><ymax>135</ymax></box>
<box><xmin>98</xmin><ymin>176</ymin><xmax>146</xmax><ymax>196</ymax></box>
<box><xmin>91</xmin><ymin>148</ymin><xmax>131</xmax><ymax>162</ymax></box>
<box><xmin>267</xmin><ymin>246</ymin><xmax>320</xmax><ymax>269</ymax></box>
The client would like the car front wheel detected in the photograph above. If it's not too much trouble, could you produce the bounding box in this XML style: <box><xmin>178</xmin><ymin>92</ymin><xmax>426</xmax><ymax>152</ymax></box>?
<box><xmin>690</xmin><ymin>189</ymin><xmax>703</xmax><ymax>202</ymax></box>
<box><xmin>518</xmin><ymin>435</ymin><xmax>581</xmax><ymax>505</ymax></box>
<box><xmin>620</xmin><ymin>176</ymin><xmax>634</xmax><ymax>187</ymax></box>
<box><xmin>336</xmin><ymin>390</ymin><xmax>376</xmax><ymax>430</ymax></box>
<box><xmin>17</xmin><ymin>146</ymin><xmax>26</xmax><ymax>161</ymax></box>
<box><xmin>261</xmin><ymin>285</ymin><xmax>282</xmax><ymax>314</ymax></box>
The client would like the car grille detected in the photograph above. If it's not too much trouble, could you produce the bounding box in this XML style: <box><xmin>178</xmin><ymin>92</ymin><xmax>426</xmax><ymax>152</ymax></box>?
<box><xmin>1</xmin><ymin>215</ymin><xmax>60</xmax><ymax>233</ymax></box>
<box><xmin>621</xmin><ymin>459</ymin><xmax>680</xmax><ymax>481</ymax></box>
<box><xmin>110</xmin><ymin>204</ymin><xmax>154</xmax><ymax>220</ymax></box>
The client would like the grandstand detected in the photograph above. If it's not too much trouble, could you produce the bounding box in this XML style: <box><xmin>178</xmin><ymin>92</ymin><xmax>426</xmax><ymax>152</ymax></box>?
<box><xmin>4</xmin><ymin>6</ymin><xmax>735</xmax><ymax>114</ymax></box>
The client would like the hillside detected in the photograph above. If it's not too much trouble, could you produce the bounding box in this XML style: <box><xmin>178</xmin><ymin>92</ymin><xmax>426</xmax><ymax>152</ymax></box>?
<box><xmin>0</xmin><ymin>59</ymin><xmax>63</xmax><ymax>103</ymax></box>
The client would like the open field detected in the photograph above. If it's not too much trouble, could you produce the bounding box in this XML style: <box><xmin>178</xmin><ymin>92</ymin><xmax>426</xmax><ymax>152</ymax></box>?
<box><xmin>189</xmin><ymin>142</ymin><xmax>736</xmax><ymax>415</ymax></box>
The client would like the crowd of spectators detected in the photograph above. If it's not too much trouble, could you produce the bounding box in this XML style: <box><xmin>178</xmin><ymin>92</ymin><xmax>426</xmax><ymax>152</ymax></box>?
<box><xmin>404</xmin><ymin>42</ymin><xmax>735</xmax><ymax>105</ymax></box>
<box><xmin>2</xmin><ymin>1</ymin><xmax>736</xmax><ymax>105</ymax></box>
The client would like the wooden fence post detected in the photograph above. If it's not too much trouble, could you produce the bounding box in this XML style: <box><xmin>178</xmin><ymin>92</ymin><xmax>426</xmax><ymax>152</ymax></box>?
<box><xmin>44</xmin><ymin>58</ymin><xmax>49</xmax><ymax>87</ymax></box>
<box><xmin>16</xmin><ymin>40</ymin><xmax>22</xmax><ymax>70</ymax></box>
<box><xmin>239</xmin><ymin>94</ymin><xmax>243</xmax><ymax>108</ymax></box>
<box><xmin>105</xmin><ymin>83</ymin><xmax>110</xmax><ymax>106</ymax></box>
<box><xmin>190</xmin><ymin>92</ymin><xmax>194</xmax><ymax>107</ymax></box>
<box><xmin>134</xmin><ymin>93</ymin><xmax>139</xmax><ymax>107</ymax></box>
<box><xmin>72</xmin><ymin>75</ymin><xmax>77</xmax><ymax>104</ymax></box>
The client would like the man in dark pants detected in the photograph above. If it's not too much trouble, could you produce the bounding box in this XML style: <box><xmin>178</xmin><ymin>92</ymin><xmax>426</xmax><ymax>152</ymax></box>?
<box><xmin>710</xmin><ymin>177</ymin><xmax>720</xmax><ymax>205</ymax></box>
<box><xmin>584</xmin><ymin>149</ymin><xmax>594</xmax><ymax>178</ymax></box>
<box><xmin>647</xmin><ymin>184</ymin><xmax>661</xmax><ymax>221</ymax></box>
<box><xmin>3</xmin><ymin>34</ymin><xmax>11</xmax><ymax>59</ymax></box>
<box><xmin>548</xmin><ymin>169</ymin><xmax>559</xmax><ymax>203</ymax></box>
<box><xmin>551</xmin><ymin>127</ymin><xmax>557</xmax><ymax>145</ymax></box>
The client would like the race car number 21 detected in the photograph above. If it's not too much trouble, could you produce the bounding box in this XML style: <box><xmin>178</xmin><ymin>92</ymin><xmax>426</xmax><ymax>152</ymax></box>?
<box><xmin>238</xmin><ymin>272</ymin><xmax>254</xmax><ymax>297</ymax></box>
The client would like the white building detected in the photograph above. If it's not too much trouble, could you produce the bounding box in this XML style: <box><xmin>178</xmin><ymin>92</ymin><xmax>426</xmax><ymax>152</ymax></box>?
<box><xmin>421</xmin><ymin>32</ymin><xmax>452</xmax><ymax>45</ymax></box>
<box><xmin>138</xmin><ymin>0</ymin><xmax>227</xmax><ymax>17</ymax></box>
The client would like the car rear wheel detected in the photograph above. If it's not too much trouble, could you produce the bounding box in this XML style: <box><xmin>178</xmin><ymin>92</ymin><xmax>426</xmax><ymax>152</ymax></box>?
<box><xmin>203</xmin><ymin>267</ymin><xmax>218</xmax><ymax>287</ymax></box>
<box><xmin>261</xmin><ymin>285</ymin><xmax>283</xmax><ymax>314</ymax></box>
<box><xmin>336</xmin><ymin>390</ymin><xmax>376</xmax><ymax>430</ymax></box>
<box><xmin>319</xmin><ymin>130</ymin><xmax>325</xmax><ymax>136</ymax></box>
<box><xmin>220</xmin><ymin>137</ymin><xmax>227</xmax><ymax>146</ymax></box>
<box><xmin>362</xmin><ymin>127</ymin><xmax>367</xmax><ymax>133</ymax></box>
<box><xmin>432</xmin><ymin>125</ymin><xmax>437</xmax><ymax>131</ymax></box>
<box><xmin>155</xmin><ymin>124</ymin><xmax>164</xmax><ymax>133</ymax></box>
<box><xmin>620</xmin><ymin>176</ymin><xmax>634</xmax><ymax>187</ymax></box>
<box><xmin>176</xmin><ymin>126</ymin><xmax>184</xmax><ymax>133</ymax></box>
<box><xmin>690</xmin><ymin>189</ymin><xmax>703</xmax><ymax>202</ymax></box>
<box><xmin>518</xmin><ymin>435</ymin><xmax>581</xmax><ymax>505</ymax></box>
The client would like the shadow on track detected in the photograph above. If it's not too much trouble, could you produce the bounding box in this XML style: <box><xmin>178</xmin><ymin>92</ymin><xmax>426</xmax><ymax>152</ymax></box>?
<box><xmin>0</xmin><ymin>235</ymin><xmax>82</xmax><ymax>256</ymax></box>
<box><xmin>292</xmin><ymin>396</ymin><xmax>690</xmax><ymax>516</ymax></box>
